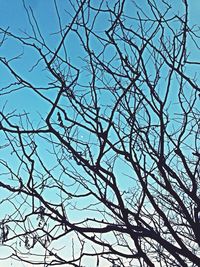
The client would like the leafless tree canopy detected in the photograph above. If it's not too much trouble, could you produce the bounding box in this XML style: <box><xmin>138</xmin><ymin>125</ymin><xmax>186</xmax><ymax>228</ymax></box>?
<box><xmin>0</xmin><ymin>0</ymin><xmax>200</xmax><ymax>266</ymax></box>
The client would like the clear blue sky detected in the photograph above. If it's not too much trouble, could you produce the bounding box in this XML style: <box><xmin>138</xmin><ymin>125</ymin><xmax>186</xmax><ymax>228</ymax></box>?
<box><xmin>0</xmin><ymin>1</ymin><xmax>200</xmax><ymax>267</ymax></box>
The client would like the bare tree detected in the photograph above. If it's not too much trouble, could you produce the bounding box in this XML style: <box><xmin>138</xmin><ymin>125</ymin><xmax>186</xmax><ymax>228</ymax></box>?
<box><xmin>0</xmin><ymin>0</ymin><xmax>200</xmax><ymax>266</ymax></box>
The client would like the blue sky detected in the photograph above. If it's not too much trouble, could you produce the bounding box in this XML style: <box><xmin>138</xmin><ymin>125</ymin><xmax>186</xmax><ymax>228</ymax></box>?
<box><xmin>0</xmin><ymin>1</ymin><xmax>200</xmax><ymax>267</ymax></box>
